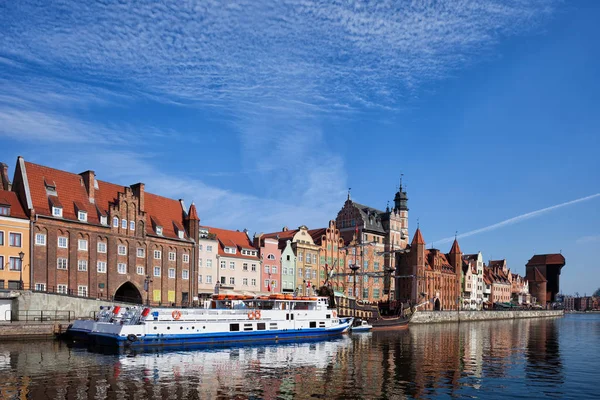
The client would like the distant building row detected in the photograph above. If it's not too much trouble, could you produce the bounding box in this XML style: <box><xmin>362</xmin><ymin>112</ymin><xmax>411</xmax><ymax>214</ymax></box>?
<box><xmin>0</xmin><ymin>157</ymin><xmax>564</xmax><ymax>308</ymax></box>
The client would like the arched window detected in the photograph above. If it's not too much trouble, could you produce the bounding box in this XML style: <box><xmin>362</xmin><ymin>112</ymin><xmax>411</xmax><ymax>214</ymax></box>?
<box><xmin>267</xmin><ymin>254</ymin><xmax>275</xmax><ymax>260</ymax></box>
<box><xmin>112</xmin><ymin>217</ymin><xmax>119</xmax><ymax>227</ymax></box>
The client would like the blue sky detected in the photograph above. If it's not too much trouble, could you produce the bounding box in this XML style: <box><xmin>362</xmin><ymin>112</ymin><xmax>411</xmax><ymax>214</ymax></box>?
<box><xmin>1</xmin><ymin>1</ymin><xmax>598</xmax><ymax>295</ymax></box>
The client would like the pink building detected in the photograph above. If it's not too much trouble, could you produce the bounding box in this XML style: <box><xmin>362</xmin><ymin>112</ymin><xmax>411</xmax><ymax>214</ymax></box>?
<box><xmin>254</xmin><ymin>236</ymin><xmax>282</xmax><ymax>293</ymax></box>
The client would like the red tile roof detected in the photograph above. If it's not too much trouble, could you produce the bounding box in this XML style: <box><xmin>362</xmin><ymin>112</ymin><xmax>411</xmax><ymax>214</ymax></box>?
<box><xmin>0</xmin><ymin>190</ymin><xmax>28</xmax><ymax>219</ymax></box>
<box><xmin>411</xmin><ymin>228</ymin><xmax>425</xmax><ymax>245</ymax></box>
<box><xmin>308</xmin><ymin>228</ymin><xmax>327</xmax><ymax>245</ymax></box>
<box><xmin>24</xmin><ymin>161</ymin><xmax>189</xmax><ymax>241</ymax></box>
<box><xmin>261</xmin><ymin>229</ymin><xmax>299</xmax><ymax>248</ymax></box>
<box><xmin>207</xmin><ymin>227</ymin><xmax>259</xmax><ymax>260</ymax></box>
<box><xmin>450</xmin><ymin>238</ymin><xmax>461</xmax><ymax>254</ymax></box>
<box><xmin>526</xmin><ymin>254</ymin><xmax>565</xmax><ymax>266</ymax></box>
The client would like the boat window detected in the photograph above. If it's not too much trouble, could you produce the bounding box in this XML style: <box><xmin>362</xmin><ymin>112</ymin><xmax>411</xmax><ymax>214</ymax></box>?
<box><xmin>309</xmin><ymin>321</ymin><xmax>317</xmax><ymax>328</ymax></box>
<box><xmin>257</xmin><ymin>323</ymin><xmax>266</xmax><ymax>331</ymax></box>
<box><xmin>326</xmin><ymin>314</ymin><xmax>331</xmax><ymax>319</ymax></box>
<box><xmin>269</xmin><ymin>323</ymin><xmax>278</xmax><ymax>329</ymax></box>
<box><xmin>319</xmin><ymin>322</ymin><xmax>325</xmax><ymax>327</ymax></box>
<box><xmin>286</xmin><ymin>314</ymin><xmax>289</xmax><ymax>321</ymax></box>
<box><xmin>230</xmin><ymin>324</ymin><xmax>240</xmax><ymax>332</ymax></box>
<box><xmin>243</xmin><ymin>324</ymin><xmax>253</xmax><ymax>331</ymax></box>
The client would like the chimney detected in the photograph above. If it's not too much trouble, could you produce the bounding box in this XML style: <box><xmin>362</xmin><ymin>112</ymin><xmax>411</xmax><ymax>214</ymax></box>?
<box><xmin>0</xmin><ymin>162</ymin><xmax>10</xmax><ymax>190</ymax></box>
<box><xmin>79</xmin><ymin>170</ymin><xmax>95</xmax><ymax>203</ymax></box>
<box><xmin>131</xmin><ymin>183</ymin><xmax>145</xmax><ymax>212</ymax></box>
<box><xmin>282</xmin><ymin>226</ymin><xmax>288</xmax><ymax>232</ymax></box>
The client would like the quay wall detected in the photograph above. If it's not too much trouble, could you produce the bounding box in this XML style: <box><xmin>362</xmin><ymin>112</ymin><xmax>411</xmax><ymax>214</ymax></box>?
<box><xmin>11</xmin><ymin>291</ymin><xmax>139</xmax><ymax>321</ymax></box>
<box><xmin>410</xmin><ymin>310</ymin><xmax>564</xmax><ymax>324</ymax></box>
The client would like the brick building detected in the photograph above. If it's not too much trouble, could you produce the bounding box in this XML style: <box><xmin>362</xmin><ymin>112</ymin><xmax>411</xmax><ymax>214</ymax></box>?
<box><xmin>396</xmin><ymin>228</ymin><xmax>462</xmax><ymax>310</ymax></box>
<box><xmin>308</xmin><ymin>220</ymin><xmax>347</xmax><ymax>293</ymax></box>
<box><xmin>526</xmin><ymin>253</ymin><xmax>565</xmax><ymax>306</ymax></box>
<box><xmin>10</xmin><ymin>157</ymin><xmax>199</xmax><ymax>306</ymax></box>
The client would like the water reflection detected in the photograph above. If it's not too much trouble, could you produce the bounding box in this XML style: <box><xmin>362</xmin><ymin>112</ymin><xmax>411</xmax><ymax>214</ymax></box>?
<box><xmin>0</xmin><ymin>315</ymin><xmax>589</xmax><ymax>399</ymax></box>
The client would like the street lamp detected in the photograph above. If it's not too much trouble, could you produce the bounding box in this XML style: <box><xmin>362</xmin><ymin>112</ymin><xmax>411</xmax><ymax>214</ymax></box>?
<box><xmin>18</xmin><ymin>251</ymin><xmax>25</xmax><ymax>290</ymax></box>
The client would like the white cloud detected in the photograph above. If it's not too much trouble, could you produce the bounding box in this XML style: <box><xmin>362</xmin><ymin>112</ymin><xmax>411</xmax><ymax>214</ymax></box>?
<box><xmin>576</xmin><ymin>235</ymin><xmax>600</xmax><ymax>244</ymax></box>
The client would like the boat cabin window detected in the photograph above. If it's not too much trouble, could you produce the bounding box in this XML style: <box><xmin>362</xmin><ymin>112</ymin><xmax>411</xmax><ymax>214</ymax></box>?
<box><xmin>230</xmin><ymin>323</ymin><xmax>240</xmax><ymax>332</ymax></box>
<box><xmin>243</xmin><ymin>324</ymin><xmax>253</xmax><ymax>331</ymax></box>
<box><xmin>309</xmin><ymin>321</ymin><xmax>317</xmax><ymax>328</ymax></box>
<box><xmin>257</xmin><ymin>323</ymin><xmax>266</xmax><ymax>331</ymax></box>
<box><xmin>269</xmin><ymin>323</ymin><xmax>278</xmax><ymax>329</ymax></box>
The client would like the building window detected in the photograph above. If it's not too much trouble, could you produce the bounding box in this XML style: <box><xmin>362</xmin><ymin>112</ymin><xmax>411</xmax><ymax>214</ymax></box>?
<box><xmin>264</xmin><ymin>265</ymin><xmax>269</xmax><ymax>273</ymax></box>
<box><xmin>154</xmin><ymin>266</ymin><xmax>161</xmax><ymax>277</ymax></box>
<box><xmin>298</xmin><ymin>252</ymin><xmax>303</xmax><ymax>262</ymax></box>
<box><xmin>117</xmin><ymin>263</ymin><xmax>127</xmax><ymax>274</ymax></box>
<box><xmin>136</xmin><ymin>266</ymin><xmax>144</xmax><ymax>275</ymax></box>
<box><xmin>100</xmin><ymin>216</ymin><xmax>108</xmax><ymax>225</ymax></box>
<box><xmin>220</xmin><ymin>276</ymin><xmax>226</xmax><ymax>284</ymax></box>
<box><xmin>97</xmin><ymin>242</ymin><xmax>107</xmax><ymax>253</ymax></box>
<box><xmin>198</xmin><ymin>274</ymin><xmax>203</xmax><ymax>283</ymax></box>
<box><xmin>57</xmin><ymin>258</ymin><xmax>68</xmax><ymax>270</ymax></box>
<box><xmin>251</xmin><ymin>279</ymin><xmax>256</xmax><ymax>286</ymax></box>
<box><xmin>97</xmin><ymin>261</ymin><xmax>107</xmax><ymax>273</ymax></box>
<box><xmin>35</xmin><ymin>283</ymin><xmax>46</xmax><ymax>291</ymax></box>
<box><xmin>0</xmin><ymin>206</ymin><xmax>9</xmax><ymax>215</ymax></box>
<box><xmin>306</xmin><ymin>254</ymin><xmax>311</xmax><ymax>264</ymax></box>
<box><xmin>206</xmin><ymin>245</ymin><xmax>213</xmax><ymax>252</ymax></box>
<box><xmin>229</xmin><ymin>261</ymin><xmax>235</xmax><ymax>269</ymax></box>
<box><xmin>264</xmin><ymin>279</ymin><xmax>269</xmax><ymax>288</ymax></box>
<box><xmin>198</xmin><ymin>258</ymin><xmax>203</xmax><ymax>267</ymax></box>
<box><xmin>229</xmin><ymin>277</ymin><xmax>235</xmax><ymax>285</ymax></box>
<box><xmin>121</xmin><ymin>219</ymin><xmax>127</xmax><ymax>229</ymax></box>
<box><xmin>220</xmin><ymin>261</ymin><xmax>226</xmax><ymax>269</ymax></box>
<box><xmin>178</xmin><ymin>230</ymin><xmax>185</xmax><ymax>239</ymax></box>
<box><xmin>118</xmin><ymin>245</ymin><xmax>127</xmax><ymax>255</ymax></box>
<box><xmin>9</xmin><ymin>257</ymin><xmax>22</xmax><ymax>271</ymax></box>
<box><xmin>78</xmin><ymin>260</ymin><xmax>88</xmax><ymax>271</ymax></box>
<box><xmin>267</xmin><ymin>254</ymin><xmax>275</xmax><ymax>260</ymax></box>
<box><xmin>168</xmin><ymin>268</ymin><xmax>175</xmax><ymax>279</ymax></box>
<box><xmin>78</xmin><ymin>211</ymin><xmax>87</xmax><ymax>222</ymax></box>
<box><xmin>183</xmin><ymin>254</ymin><xmax>189</xmax><ymax>263</ymax></box>
<box><xmin>271</xmin><ymin>266</ymin><xmax>277</xmax><ymax>274</ymax></box>
<box><xmin>243</xmin><ymin>278</ymin><xmax>248</xmax><ymax>286</ymax></box>
<box><xmin>206</xmin><ymin>259</ymin><xmax>212</xmax><ymax>268</ymax></box>
<box><xmin>113</xmin><ymin>217</ymin><xmax>119</xmax><ymax>227</ymax></box>
<box><xmin>57</xmin><ymin>284</ymin><xmax>68</xmax><ymax>294</ymax></box>
<box><xmin>243</xmin><ymin>263</ymin><xmax>248</xmax><ymax>271</ymax></box>
<box><xmin>58</xmin><ymin>236</ymin><xmax>68</xmax><ymax>248</ymax></box>
<box><xmin>0</xmin><ymin>231</ymin><xmax>3</xmax><ymax>246</ymax></box>
<box><xmin>154</xmin><ymin>250</ymin><xmax>161</xmax><ymax>259</ymax></box>
<box><xmin>9</xmin><ymin>232</ymin><xmax>22</xmax><ymax>247</ymax></box>
<box><xmin>283</xmin><ymin>267</ymin><xmax>288</xmax><ymax>275</ymax></box>
<box><xmin>206</xmin><ymin>275</ymin><xmax>212</xmax><ymax>284</ymax></box>
<box><xmin>129</xmin><ymin>221</ymin><xmax>135</xmax><ymax>231</ymax></box>
<box><xmin>52</xmin><ymin>207</ymin><xmax>63</xmax><ymax>217</ymax></box>
<box><xmin>156</xmin><ymin>226</ymin><xmax>163</xmax><ymax>236</ymax></box>
<box><xmin>78</xmin><ymin>285</ymin><xmax>88</xmax><ymax>297</ymax></box>
<box><xmin>0</xmin><ymin>255</ymin><xmax>3</xmax><ymax>270</ymax></box>
<box><xmin>198</xmin><ymin>244</ymin><xmax>203</xmax><ymax>251</ymax></box>
<box><xmin>182</xmin><ymin>269</ymin><xmax>189</xmax><ymax>280</ymax></box>
<box><xmin>35</xmin><ymin>233</ymin><xmax>46</xmax><ymax>246</ymax></box>
<box><xmin>169</xmin><ymin>252</ymin><xmax>176</xmax><ymax>261</ymax></box>
<box><xmin>137</xmin><ymin>248</ymin><xmax>145</xmax><ymax>258</ymax></box>
<box><xmin>251</xmin><ymin>264</ymin><xmax>256</xmax><ymax>272</ymax></box>
<box><xmin>78</xmin><ymin>239</ymin><xmax>88</xmax><ymax>251</ymax></box>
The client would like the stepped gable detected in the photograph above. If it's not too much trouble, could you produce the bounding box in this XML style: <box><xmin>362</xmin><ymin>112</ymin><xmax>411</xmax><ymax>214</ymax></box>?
<box><xmin>209</xmin><ymin>227</ymin><xmax>259</xmax><ymax>260</ymax></box>
<box><xmin>25</xmin><ymin>161</ymin><xmax>189</xmax><ymax>241</ymax></box>
<box><xmin>0</xmin><ymin>190</ymin><xmax>27</xmax><ymax>219</ymax></box>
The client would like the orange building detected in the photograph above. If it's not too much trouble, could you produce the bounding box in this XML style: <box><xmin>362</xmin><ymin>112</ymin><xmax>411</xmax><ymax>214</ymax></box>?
<box><xmin>0</xmin><ymin>189</ymin><xmax>30</xmax><ymax>290</ymax></box>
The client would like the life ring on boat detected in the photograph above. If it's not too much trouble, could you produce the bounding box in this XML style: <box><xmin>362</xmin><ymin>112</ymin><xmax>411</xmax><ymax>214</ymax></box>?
<box><xmin>254</xmin><ymin>310</ymin><xmax>261</xmax><ymax>320</ymax></box>
<box><xmin>172</xmin><ymin>310</ymin><xmax>182</xmax><ymax>320</ymax></box>
<box><xmin>248</xmin><ymin>311</ymin><xmax>255</xmax><ymax>320</ymax></box>
<box><xmin>332</xmin><ymin>310</ymin><xmax>337</xmax><ymax>318</ymax></box>
<box><xmin>127</xmin><ymin>334</ymin><xmax>138</xmax><ymax>342</ymax></box>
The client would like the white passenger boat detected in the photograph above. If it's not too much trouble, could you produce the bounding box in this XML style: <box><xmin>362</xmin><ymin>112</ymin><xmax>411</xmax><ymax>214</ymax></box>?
<box><xmin>88</xmin><ymin>294</ymin><xmax>352</xmax><ymax>348</ymax></box>
<box><xmin>351</xmin><ymin>319</ymin><xmax>373</xmax><ymax>333</ymax></box>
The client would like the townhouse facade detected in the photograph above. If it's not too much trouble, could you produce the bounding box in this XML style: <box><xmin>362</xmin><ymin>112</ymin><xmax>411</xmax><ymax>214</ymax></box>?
<box><xmin>10</xmin><ymin>157</ymin><xmax>199</xmax><ymax>306</ymax></box>
<box><xmin>280</xmin><ymin>240</ymin><xmax>296</xmax><ymax>293</ymax></box>
<box><xmin>0</xmin><ymin>187</ymin><xmax>30</xmax><ymax>290</ymax></box>
<box><xmin>462</xmin><ymin>252</ymin><xmax>484</xmax><ymax>310</ymax></box>
<box><xmin>309</xmin><ymin>220</ymin><xmax>347</xmax><ymax>294</ymax></box>
<box><xmin>208</xmin><ymin>227</ymin><xmax>261</xmax><ymax>294</ymax></box>
<box><xmin>254</xmin><ymin>236</ymin><xmax>281</xmax><ymax>293</ymax></box>
<box><xmin>197</xmin><ymin>226</ymin><xmax>219</xmax><ymax>300</ymax></box>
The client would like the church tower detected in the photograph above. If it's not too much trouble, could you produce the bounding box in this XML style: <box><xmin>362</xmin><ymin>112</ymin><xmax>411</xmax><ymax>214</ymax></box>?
<box><xmin>392</xmin><ymin>178</ymin><xmax>409</xmax><ymax>248</ymax></box>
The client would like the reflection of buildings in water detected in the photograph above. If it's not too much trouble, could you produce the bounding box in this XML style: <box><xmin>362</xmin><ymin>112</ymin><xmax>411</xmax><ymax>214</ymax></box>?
<box><xmin>526</xmin><ymin>318</ymin><xmax>564</xmax><ymax>396</ymax></box>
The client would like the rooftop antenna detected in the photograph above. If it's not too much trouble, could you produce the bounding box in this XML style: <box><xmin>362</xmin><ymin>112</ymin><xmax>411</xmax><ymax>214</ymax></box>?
<box><xmin>455</xmin><ymin>231</ymin><xmax>458</xmax><ymax>240</ymax></box>
<box><xmin>399</xmin><ymin>173</ymin><xmax>404</xmax><ymax>190</ymax></box>
<box><xmin>417</xmin><ymin>218</ymin><xmax>420</xmax><ymax>229</ymax></box>
<box><xmin>347</xmin><ymin>187</ymin><xmax>351</xmax><ymax>200</ymax></box>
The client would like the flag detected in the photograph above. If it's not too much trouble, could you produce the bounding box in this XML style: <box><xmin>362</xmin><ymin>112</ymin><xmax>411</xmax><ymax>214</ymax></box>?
<box><xmin>267</xmin><ymin>281</ymin><xmax>271</xmax><ymax>292</ymax></box>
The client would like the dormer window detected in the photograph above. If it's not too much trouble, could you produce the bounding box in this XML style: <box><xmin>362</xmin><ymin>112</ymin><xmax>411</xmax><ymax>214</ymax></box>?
<box><xmin>0</xmin><ymin>205</ymin><xmax>9</xmax><ymax>216</ymax></box>
<box><xmin>100</xmin><ymin>216</ymin><xmax>108</xmax><ymax>225</ymax></box>
<box><xmin>52</xmin><ymin>207</ymin><xmax>63</xmax><ymax>217</ymax></box>
<box><xmin>156</xmin><ymin>226</ymin><xmax>163</xmax><ymax>236</ymax></box>
<box><xmin>178</xmin><ymin>230</ymin><xmax>185</xmax><ymax>239</ymax></box>
<box><xmin>78</xmin><ymin>211</ymin><xmax>87</xmax><ymax>222</ymax></box>
<box><xmin>225</xmin><ymin>247</ymin><xmax>236</xmax><ymax>254</ymax></box>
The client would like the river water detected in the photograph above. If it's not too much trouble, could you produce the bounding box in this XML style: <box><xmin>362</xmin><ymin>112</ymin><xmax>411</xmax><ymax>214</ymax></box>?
<box><xmin>0</xmin><ymin>313</ymin><xmax>597</xmax><ymax>399</ymax></box>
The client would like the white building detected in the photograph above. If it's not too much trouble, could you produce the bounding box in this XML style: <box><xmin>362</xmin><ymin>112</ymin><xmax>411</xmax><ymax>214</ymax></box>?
<box><xmin>462</xmin><ymin>252</ymin><xmax>484</xmax><ymax>310</ymax></box>
<box><xmin>197</xmin><ymin>226</ymin><xmax>219</xmax><ymax>301</ymax></box>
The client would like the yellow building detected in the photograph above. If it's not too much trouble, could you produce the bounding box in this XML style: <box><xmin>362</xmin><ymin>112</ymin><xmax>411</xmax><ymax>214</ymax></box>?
<box><xmin>0</xmin><ymin>190</ymin><xmax>30</xmax><ymax>290</ymax></box>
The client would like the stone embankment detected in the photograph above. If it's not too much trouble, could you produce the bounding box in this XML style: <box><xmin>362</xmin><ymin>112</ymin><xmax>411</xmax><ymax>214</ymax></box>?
<box><xmin>410</xmin><ymin>309</ymin><xmax>564</xmax><ymax>324</ymax></box>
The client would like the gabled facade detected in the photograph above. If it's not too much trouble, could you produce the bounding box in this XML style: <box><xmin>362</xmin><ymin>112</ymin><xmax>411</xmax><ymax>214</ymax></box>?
<box><xmin>280</xmin><ymin>240</ymin><xmax>296</xmax><ymax>293</ymax></box>
<box><xmin>396</xmin><ymin>228</ymin><xmax>462</xmax><ymax>310</ymax></box>
<box><xmin>309</xmin><ymin>220</ymin><xmax>346</xmax><ymax>294</ymax></box>
<box><xmin>0</xmin><ymin>188</ymin><xmax>30</xmax><ymax>290</ymax></box>
<box><xmin>209</xmin><ymin>227</ymin><xmax>260</xmax><ymax>293</ymax></box>
<box><xmin>462</xmin><ymin>252</ymin><xmax>484</xmax><ymax>310</ymax></box>
<box><xmin>10</xmin><ymin>157</ymin><xmax>199</xmax><ymax>306</ymax></box>
<box><xmin>253</xmin><ymin>236</ymin><xmax>282</xmax><ymax>293</ymax></box>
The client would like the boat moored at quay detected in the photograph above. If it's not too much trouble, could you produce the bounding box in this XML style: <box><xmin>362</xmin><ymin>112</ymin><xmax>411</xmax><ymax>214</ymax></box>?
<box><xmin>77</xmin><ymin>294</ymin><xmax>352</xmax><ymax>348</ymax></box>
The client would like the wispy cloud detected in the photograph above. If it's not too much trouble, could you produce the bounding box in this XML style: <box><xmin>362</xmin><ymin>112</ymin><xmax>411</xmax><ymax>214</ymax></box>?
<box><xmin>576</xmin><ymin>235</ymin><xmax>600</xmax><ymax>244</ymax></box>
<box><xmin>435</xmin><ymin>193</ymin><xmax>600</xmax><ymax>245</ymax></box>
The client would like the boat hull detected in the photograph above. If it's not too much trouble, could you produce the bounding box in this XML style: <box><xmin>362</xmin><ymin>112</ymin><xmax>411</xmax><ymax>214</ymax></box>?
<box><xmin>90</xmin><ymin>324</ymin><xmax>351</xmax><ymax>348</ymax></box>
<box><xmin>370</xmin><ymin>317</ymin><xmax>409</xmax><ymax>331</ymax></box>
